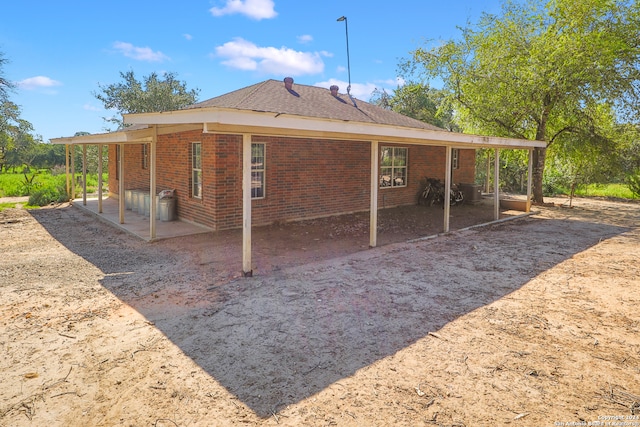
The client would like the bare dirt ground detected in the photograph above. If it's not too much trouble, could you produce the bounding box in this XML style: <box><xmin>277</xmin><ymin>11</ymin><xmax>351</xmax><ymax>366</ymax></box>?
<box><xmin>1</xmin><ymin>197</ymin><xmax>639</xmax><ymax>426</ymax></box>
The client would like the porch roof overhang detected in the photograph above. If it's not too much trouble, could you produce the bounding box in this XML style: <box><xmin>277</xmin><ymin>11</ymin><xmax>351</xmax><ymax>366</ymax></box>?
<box><xmin>49</xmin><ymin>124</ymin><xmax>204</xmax><ymax>145</ymax></box>
<box><xmin>50</xmin><ymin>106</ymin><xmax>545</xmax><ymax>150</ymax></box>
<box><xmin>120</xmin><ymin>106</ymin><xmax>546</xmax><ymax>150</ymax></box>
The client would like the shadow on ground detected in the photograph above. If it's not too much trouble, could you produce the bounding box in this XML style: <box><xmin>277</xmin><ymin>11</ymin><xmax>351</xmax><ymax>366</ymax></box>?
<box><xmin>28</xmin><ymin>201</ymin><xmax>632</xmax><ymax>418</ymax></box>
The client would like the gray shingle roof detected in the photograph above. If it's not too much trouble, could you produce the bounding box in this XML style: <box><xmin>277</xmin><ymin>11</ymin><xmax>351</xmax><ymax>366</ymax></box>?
<box><xmin>185</xmin><ymin>79</ymin><xmax>445</xmax><ymax>132</ymax></box>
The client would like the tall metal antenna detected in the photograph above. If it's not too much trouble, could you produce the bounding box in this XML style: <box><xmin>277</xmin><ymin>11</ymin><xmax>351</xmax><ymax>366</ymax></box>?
<box><xmin>336</xmin><ymin>16</ymin><xmax>352</xmax><ymax>96</ymax></box>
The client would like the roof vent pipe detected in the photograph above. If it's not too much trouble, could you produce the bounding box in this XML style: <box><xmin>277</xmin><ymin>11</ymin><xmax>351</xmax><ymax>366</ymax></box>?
<box><xmin>330</xmin><ymin>85</ymin><xmax>339</xmax><ymax>96</ymax></box>
<box><xmin>283</xmin><ymin>77</ymin><xmax>294</xmax><ymax>90</ymax></box>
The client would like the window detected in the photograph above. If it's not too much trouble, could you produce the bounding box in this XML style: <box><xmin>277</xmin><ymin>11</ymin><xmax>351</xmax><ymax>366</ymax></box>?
<box><xmin>380</xmin><ymin>146</ymin><xmax>407</xmax><ymax>188</ymax></box>
<box><xmin>142</xmin><ymin>144</ymin><xmax>148</xmax><ymax>169</ymax></box>
<box><xmin>192</xmin><ymin>142</ymin><xmax>202</xmax><ymax>199</ymax></box>
<box><xmin>251</xmin><ymin>143</ymin><xmax>265</xmax><ymax>198</ymax></box>
<box><xmin>452</xmin><ymin>148</ymin><xmax>459</xmax><ymax>170</ymax></box>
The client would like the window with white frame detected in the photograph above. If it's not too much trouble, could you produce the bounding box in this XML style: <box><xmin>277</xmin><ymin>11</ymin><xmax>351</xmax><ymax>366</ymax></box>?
<box><xmin>192</xmin><ymin>142</ymin><xmax>202</xmax><ymax>199</ymax></box>
<box><xmin>251</xmin><ymin>143</ymin><xmax>265</xmax><ymax>198</ymax></box>
<box><xmin>452</xmin><ymin>148</ymin><xmax>459</xmax><ymax>170</ymax></box>
<box><xmin>380</xmin><ymin>146</ymin><xmax>407</xmax><ymax>188</ymax></box>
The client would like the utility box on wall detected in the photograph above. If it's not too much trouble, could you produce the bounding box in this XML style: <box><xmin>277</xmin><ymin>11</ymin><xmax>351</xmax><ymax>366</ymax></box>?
<box><xmin>459</xmin><ymin>183</ymin><xmax>483</xmax><ymax>204</ymax></box>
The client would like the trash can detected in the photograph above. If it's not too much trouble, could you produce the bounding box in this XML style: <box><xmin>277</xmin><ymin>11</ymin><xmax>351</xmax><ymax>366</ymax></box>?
<box><xmin>459</xmin><ymin>183</ymin><xmax>483</xmax><ymax>204</ymax></box>
<box><xmin>159</xmin><ymin>198</ymin><xmax>176</xmax><ymax>221</ymax></box>
<box><xmin>131</xmin><ymin>190</ymin><xmax>141</xmax><ymax>213</ymax></box>
<box><xmin>143</xmin><ymin>194</ymin><xmax>151</xmax><ymax>217</ymax></box>
<box><xmin>125</xmin><ymin>190</ymin><xmax>133</xmax><ymax>210</ymax></box>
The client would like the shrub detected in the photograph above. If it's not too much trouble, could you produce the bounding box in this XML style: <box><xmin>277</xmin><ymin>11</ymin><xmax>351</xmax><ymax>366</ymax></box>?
<box><xmin>28</xmin><ymin>186</ymin><xmax>69</xmax><ymax>206</ymax></box>
<box><xmin>627</xmin><ymin>169</ymin><xmax>640</xmax><ymax>198</ymax></box>
<box><xmin>542</xmin><ymin>168</ymin><xmax>565</xmax><ymax>196</ymax></box>
<box><xmin>50</xmin><ymin>165</ymin><xmax>66</xmax><ymax>176</ymax></box>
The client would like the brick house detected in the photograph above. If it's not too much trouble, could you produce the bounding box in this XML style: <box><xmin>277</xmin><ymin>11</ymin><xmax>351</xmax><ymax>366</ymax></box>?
<box><xmin>53</xmin><ymin>78</ymin><xmax>544</xmax><ymax>275</ymax></box>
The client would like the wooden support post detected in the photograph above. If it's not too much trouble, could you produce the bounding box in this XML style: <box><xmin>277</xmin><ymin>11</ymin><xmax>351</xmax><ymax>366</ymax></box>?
<box><xmin>242</xmin><ymin>134</ymin><xmax>252</xmax><ymax>276</ymax></box>
<box><xmin>369</xmin><ymin>140</ymin><xmax>379</xmax><ymax>248</ymax></box>
<box><xmin>444</xmin><ymin>146</ymin><xmax>452</xmax><ymax>233</ymax></box>
<box><xmin>118</xmin><ymin>143</ymin><xmax>125</xmax><ymax>224</ymax></box>
<box><xmin>485</xmin><ymin>150</ymin><xmax>491</xmax><ymax>194</ymax></box>
<box><xmin>494</xmin><ymin>148</ymin><xmax>500</xmax><ymax>221</ymax></box>
<box><xmin>70</xmin><ymin>144</ymin><xmax>75</xmax><ymax>202</ymax></box>
<box><xmin>526</xmin><ymin>149</ymin><xmax>533</xmax><ymax>213</ymax></box>
<box><xmin>82</xmin><ymin>145</ymin><xmax>87</xmax><ymax>205</ymax></box>
<box><xmin>65</xmin><ymin>144</ymin><xmax>70</xmax><ymax>199</ymax></box>
<box><xmin>150</xmin><ymin>130</ymin><xmax>157</xmax><ymax>240</ymax></box>
<box><xmin>97</xmin><ymin>144</ymin><xmax>103</xmax><ymax>213</ymax></box>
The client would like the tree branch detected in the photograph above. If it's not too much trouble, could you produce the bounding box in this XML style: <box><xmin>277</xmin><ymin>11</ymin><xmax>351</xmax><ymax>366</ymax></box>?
<box><xmin>548</xmin><ymin>126</ymin><xmax>576</xmax><ymax>146</ymax></box>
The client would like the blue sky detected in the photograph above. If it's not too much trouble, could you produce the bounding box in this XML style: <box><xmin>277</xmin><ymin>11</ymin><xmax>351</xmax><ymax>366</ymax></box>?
<box><xmin>1</xmin><ymin>0</ymin><xmax>502</xmax><ymax>142</ymax></box>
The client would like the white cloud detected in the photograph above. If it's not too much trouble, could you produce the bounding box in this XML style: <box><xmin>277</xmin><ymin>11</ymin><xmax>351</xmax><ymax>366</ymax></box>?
<box><xmin>210</xmin><ymin>0</ymin><xmax>277</xmax><ymax>20</ymax></box>
<box><xmin>297</xmin><ymin>34</ymin><xmax>313</xmax><ymax>44</ymax></box>
<box><xmin>213</xmin><ymin>37</ymin><xmax>326</xmax><ymax>76</ymax></box>
<box><xmin>183</xmin><ymin>33</ymin><xmax>193</xmax><ymax>41</ymax></box>
<box><xmin>83</xmin><ymin>104</ymin><xmax>102</xmax><ymax>112</ymax></box>
<box><xmin>314</xmin><ymin>78</ymin><xmax>378</xmax><ymax>101</ymax></box>
<box><xmin>16</xmin><ymin>76</ymin><xmax>62</xmax><ymax>91</ymax></box>
<box><xmin>113</xmin><ymin>41</ymin><xmax>170</xmax><ymax>62</ymax></box>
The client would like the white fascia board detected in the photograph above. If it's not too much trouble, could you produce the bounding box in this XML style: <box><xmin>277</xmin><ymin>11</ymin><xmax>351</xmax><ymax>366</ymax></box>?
<box><xmin>50</xmin><ymin>128</ymin><xmax>154</xmax><ymax>145</ymax></box>
<box><xmin>124</xmin><ymin>108</ymin><xmax>546</xmax><ymax>149</ymax></box>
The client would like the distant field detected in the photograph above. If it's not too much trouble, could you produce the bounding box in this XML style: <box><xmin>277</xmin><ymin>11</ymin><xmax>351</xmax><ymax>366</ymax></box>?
<box><xmin>561</xmin><ymin>183</ymin><xmax>638</xmax><ymax>199</ymax></box>
<box><xmin>0</xmin><ymin>171</ymin><xmax>107</xmax><ymax>198</ymax></box>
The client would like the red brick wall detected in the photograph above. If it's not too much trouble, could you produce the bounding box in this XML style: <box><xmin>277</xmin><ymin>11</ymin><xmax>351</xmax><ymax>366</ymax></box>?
<box><xmin>250</xmin><ymin>136</ymin><xmax>371</xmax><ymax>226</ymax></box>
<box><xmin>109</xmin><ymin>133</ymin><xmax>476</xmax><ymax>231</ymax></box>
<box><xmin>107</xmin><ymin>143</ymin><xmax>151</xmax><ymax>192</ymax></box>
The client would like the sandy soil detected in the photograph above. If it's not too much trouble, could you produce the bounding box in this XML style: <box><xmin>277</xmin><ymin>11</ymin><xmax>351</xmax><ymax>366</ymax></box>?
<box><xmin>1</xmin><ymin>197</ymin><xmax>639</xmax><ymax>426</ymax></box>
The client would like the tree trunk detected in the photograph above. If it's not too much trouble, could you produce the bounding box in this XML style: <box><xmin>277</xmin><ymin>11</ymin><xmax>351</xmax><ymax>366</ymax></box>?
<box><xmin>532</xmin><ymin>103</ymin><xmax>550</xmax><ymax>204</ymax></box>
<box><xmin>532</xmin><ymin>146</ymin><xmax>546</xmax><ymax>203</ymax></box>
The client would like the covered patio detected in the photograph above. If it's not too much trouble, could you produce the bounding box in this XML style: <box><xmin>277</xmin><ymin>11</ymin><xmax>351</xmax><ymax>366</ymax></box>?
<box><xmin>53</xmin><ymin>128</ymin><xmax>544</xmax><ymax>277</ymax></box>
<box><xmin>72</xmin><ymin>196</ymin><xmax>212</xmax><ymax>241</ymax></box>
<box><xmin>67</xmin><ymin>192</ymin><xmax>533</xmax><ymax>281</ymax></box>
<box><xmin>51</xmin><ymin>79</ymin><xmax>546</xmax><ymax>277</ymax></box>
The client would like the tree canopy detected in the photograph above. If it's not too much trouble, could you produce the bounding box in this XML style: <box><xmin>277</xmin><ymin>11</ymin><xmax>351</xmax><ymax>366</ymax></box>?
<box><xmin>1</xmin><ymin>51</ymin><xmax>36</xmax><ymax>171</ymax></box>
<box><xmin>400</xmin><ymin>0</ymin><xmax>640</xmax><ymax>202</ymax></box>
<box><xmin>0</xmin><ymin>50</ymin><xmax>14</xmax><ymax>103</ymax></box>
<box><xmin>372</xmin><ymin>83</ymin><xmax>460</xmax><ymax>132</ymax></box>
<box><xmin>94</xmin><ymin>70</ymin><xmax>200</xmax><ymax>129</ymax></box>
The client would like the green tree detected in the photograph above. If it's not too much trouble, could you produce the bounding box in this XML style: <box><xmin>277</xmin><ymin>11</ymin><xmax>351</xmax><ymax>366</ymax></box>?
<box><xmin>0</xmin><ymin>50</ymin><xmax>14</xmax><ymax>103</ymax></box>
<box><xmin>5</xmin><ymin>121</ymin><xmax>40</xmax><ymax>171</ymax></box>
<box><xmin>371</xmin><ymin>83</ymin><xmax>460</xmax><ymax>131</ymax></box>
<box><xmin>1</xmin><ymin>51</ymin><xmax>42</xmax><ymax>173</ymax></box>
<box><xmin>0</xmin><ymin>101</ymin><xmax>24</xmax><ymax>172</ymax></box>
<box><xmin>94</xmin><ymin>70</ymin><xmax>200</xmax><ymax>129</ymax></box>
<box><xmin>391</xmin><ymin>83</ymin><xmax>460</xmax><ymax>132</ymax></box>
<box><xmin>401</xmin><ymin>0</ymin><xmax>640</xmax><ymax>203</ymax></box>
